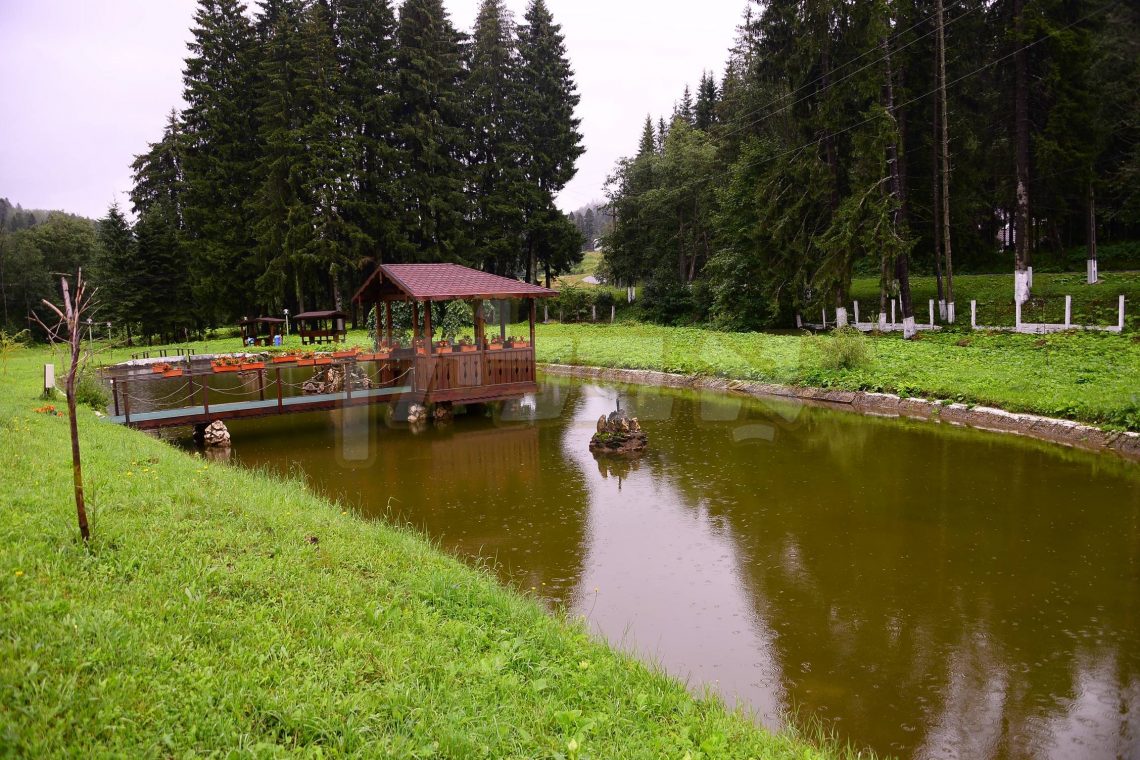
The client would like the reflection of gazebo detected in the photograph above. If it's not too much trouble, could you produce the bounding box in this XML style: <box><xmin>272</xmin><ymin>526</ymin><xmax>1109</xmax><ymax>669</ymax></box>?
<box><xmin>238</xmin><ymin>316</ymin><xmax>285</xmax><ymax>347</ymax></box>
<box><xmin>295</xmin><ymin>310</ymin><xmax>348</xmax><ymax>345</ymax></box>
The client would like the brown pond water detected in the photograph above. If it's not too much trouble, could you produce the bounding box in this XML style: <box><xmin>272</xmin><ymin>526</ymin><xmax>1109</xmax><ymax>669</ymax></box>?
<box><xmin>173</xmin><ymin>374</ymin><xmax>1140</xmax><ymax>759</ymax></box>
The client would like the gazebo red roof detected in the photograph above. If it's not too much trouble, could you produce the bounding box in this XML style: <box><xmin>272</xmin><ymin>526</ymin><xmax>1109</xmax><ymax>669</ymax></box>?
<box><xmin>353</xmin><ymin>263</ymin><xmax>556</xmax><ymax>303</ymax></box>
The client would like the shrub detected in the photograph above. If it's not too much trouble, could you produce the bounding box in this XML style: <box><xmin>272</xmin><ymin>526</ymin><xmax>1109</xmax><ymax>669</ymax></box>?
<box><xmin>817</xmin><ymin>326</ymin><xmax>872</xmax><ymax>371</ymax></box>
<box><xmin>75</xmin><ymin>367</ymin><xmax>110</xmax><ymax>411</ymax></box>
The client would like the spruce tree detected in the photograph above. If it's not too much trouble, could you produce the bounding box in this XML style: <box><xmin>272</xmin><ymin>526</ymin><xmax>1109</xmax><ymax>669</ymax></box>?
<box><xmin>336</xmin><ymin>0</ymin><xmax>400</xmax><ymax>270</ymax></box>
<box><xmin>694</xmin><ymin>72</ymin><xmax>718</xmax><ymax>131</ymax></box>
<box><xmin>469</xmin><ymin>0</ymin><xmax>528</xmax><ymax>275</ymax></box>
<box><xmin>394</xmin><ymin>0</ymin><xmax>471</xmax><ymax>264</ymax></box>
<box><xmin>181</xmin><ymin>0</ymin><xmax>260</xmax><ymax>323</ymax></box>
<box><xmin>517</xmin><ymin>0</ymin><xmax>583</xmax><ymax>282</ymax></box>
<box><xmin>94</xmin><ymin>204</ymin><xmax>139</xmax><ymax>341</ymax></box>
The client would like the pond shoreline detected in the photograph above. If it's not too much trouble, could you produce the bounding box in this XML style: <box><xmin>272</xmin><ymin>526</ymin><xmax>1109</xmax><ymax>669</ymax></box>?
<box><xmin>541</xmin><ymin>363</ymin><xmax>1140</xmax><ymax>463</ymax></box>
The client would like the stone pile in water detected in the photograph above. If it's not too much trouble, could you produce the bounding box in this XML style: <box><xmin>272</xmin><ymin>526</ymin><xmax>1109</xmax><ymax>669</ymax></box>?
<box><xmin>303</xmin><ymin>366</ymin><xmax>373</xmax><ymax>395</ymax></box>
<box><xmin>589</xmin><ymin>409</ymin><xmax>647</xmax><ymax>455</ymax></box>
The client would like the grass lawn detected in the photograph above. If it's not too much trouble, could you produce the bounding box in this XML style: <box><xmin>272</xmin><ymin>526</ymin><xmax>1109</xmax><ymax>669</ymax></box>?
<box><xmin>533</xmin><ymin>322</ymin><xmax>1140</xmax><ymax>431</ymax></box>
<box><xmin>848</xmin><ymin>271</ymin><xmax>1139</xmax><ymax>331</ymax></box>
<box><xmin>0</xmin><ymin>344</ymin><xmax>858</xmax><ymax>758</ymax></box>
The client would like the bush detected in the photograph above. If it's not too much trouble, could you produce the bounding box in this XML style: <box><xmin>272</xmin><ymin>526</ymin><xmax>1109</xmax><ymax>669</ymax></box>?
<box><xmin>75</xmin><ymin>367</ymin><xmax>110</xmax><ymax>411</ymax></box>
<box><xmin>817</xmin><ymin>326</ymin><xmax>872</xmax><ymax>371</ymax></box>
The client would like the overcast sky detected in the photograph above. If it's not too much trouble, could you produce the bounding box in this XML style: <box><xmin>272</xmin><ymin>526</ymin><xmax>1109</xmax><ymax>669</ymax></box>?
<box><xmin>0</xmin><ymin>0</ymin><xmax>745</xmax><ymax>219</ymax></box>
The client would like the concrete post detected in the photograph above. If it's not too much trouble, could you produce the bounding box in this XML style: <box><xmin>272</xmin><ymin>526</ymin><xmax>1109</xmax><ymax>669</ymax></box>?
<box><xmin>853</xmin><ymin>301</ymin><xmax>860</xmax><ymax>325</ymax></box>
<box><xmin>43</xmin><ymin>364</ymin><xmax>55</xmax><ymax>396</ymax></box>
<box><xmin>1064</xmin><ymin>295</ymin><xmax>1071</xmax><ymax>328</ymax></box>
<box><xmin>822</xmin><ymin>308</ymin><xmax>827</xmax><ymax>330</ymax></box>
<box><xmin>1087</xmin><ymin>259</ymin><xmax>1098</xmax><ymax>285</ymax></box>
<box><xmin>890</xmin><ymin>300</ymin><xmax>896</xmax><ymax>327</ymax></box>
<box><xmin>970</xmin><ymin>300</ymin><xmax>977</xmax><ymax>330</ymax></box>
<box><xmin>610</xmin><ymin>304</ymin><xmax>615</xmax><ymax>323</ymax></box>
<box><xmin>796</xmin><ymin>313</ymin><xmax>803</xmax><ymax>329</ymax></box>
<box><xmin>929</xmin><ymin>299</ymin><xmax>935</xmax><ymax>328</ymax></box>
<box><xmin>1119</xmin><ymin>295</ymin><xmax>1126</xmax><ymax>332</ymax></box>
<box><xmin>544</xmin><ymin>304</ymin><xmax>549</xmax><ymax>324</ymax></box>
<box><xmin>591</xmin><ymin>304</ymin><xmax>597</xmax><ymax>322</ymax></box>
<box><xmin>1028</xmin><ymin>266</ymin><xmax>1034</xmax><ymax>289</ymax></box>
<box><xmin>1015</xmin><ymin>299</ymin><xmax>1022</xmax><ymax>331</ymax></box>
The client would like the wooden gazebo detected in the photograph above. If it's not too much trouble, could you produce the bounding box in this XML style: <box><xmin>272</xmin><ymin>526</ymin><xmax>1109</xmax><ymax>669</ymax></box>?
<box><xmin>238</xmin><ymin>316</ymin><xmax>285</xmax><ymax>347</ymax></box>
<box><xmin>352</xmin><ymin>263</ymin><xmax>555</xmax><ymax>404</ymax></box>
<box><xmin>295</xmin><ymin>310</ymin><xmax>348</xmax><ymax>345</ymax></box>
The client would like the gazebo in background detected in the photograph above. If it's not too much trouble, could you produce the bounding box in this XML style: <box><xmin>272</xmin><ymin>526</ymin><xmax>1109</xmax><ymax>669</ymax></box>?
<box><xmin>352</xmin><ymin>263</ymin><xmax>555</xmax><ymax>404</ymax></box>
<box><xmin>295</xmin><ymin>310</ymin><xmax>348</xmax><ymax>345</ymax></box>
<box><xmin>238</xmin><ymin>316</ymin><xmax>285</xmax><ymax>347</ymax></box>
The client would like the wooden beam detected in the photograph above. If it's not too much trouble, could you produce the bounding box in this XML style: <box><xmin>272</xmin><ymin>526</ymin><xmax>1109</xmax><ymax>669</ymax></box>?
<box><xmin>423</xmin><ymin>301</ymin><xmax>433</xmax><ymax>356</ymax></box>
<box><xmin>529</xmin><ymin>298</ymin><xmax>536</xmax><ymax>346</ymax></box>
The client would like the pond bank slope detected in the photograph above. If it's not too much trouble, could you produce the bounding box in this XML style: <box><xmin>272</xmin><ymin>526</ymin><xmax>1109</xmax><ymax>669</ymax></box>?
<box><xmin>0</xmin><ymin>349</ymin><xmax>856</xmax><ymax>758</ymax></box>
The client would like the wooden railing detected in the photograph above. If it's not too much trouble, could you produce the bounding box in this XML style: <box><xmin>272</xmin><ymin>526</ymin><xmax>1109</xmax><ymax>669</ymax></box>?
<box><xmin>413</xmin><ymin>347</ymin><xmax>535</xmax><ymax>397</ymax></box>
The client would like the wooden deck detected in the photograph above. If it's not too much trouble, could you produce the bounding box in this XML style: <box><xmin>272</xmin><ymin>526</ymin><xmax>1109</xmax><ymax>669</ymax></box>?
<box><xmin>102</xmin><ymin>348</ymin><xmax>538</xmax><ymax>430</ymax></box>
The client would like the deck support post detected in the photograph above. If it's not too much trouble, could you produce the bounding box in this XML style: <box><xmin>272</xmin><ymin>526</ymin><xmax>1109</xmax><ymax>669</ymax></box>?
<box><xmin>276</xmin><ymin>368</ymin><xmax>283</xmax><ymax>411</ymax></box>
<box><xmin>474</xmin><ymin>301</ymin><xmax>485</xmax><ymax>348</ymax></box>
<box><xmin>122</xmin><ymin>379</ymin><xmax>131</xmax><ymax>425</ymax></box>
<box><xmin>257</xmin><ymin>369</ymin><xmax>265</xmax><ymax>401</ymax></box>
<box><xmin>112</xmin><ymin>379</ymin><xmax>120</xmax><ymax>417</ymax></box>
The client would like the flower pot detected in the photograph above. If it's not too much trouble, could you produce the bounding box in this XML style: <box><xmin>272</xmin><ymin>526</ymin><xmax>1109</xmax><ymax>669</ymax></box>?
<box><xmin>509</xmin><ymin>341</ymin><xmax>530</xmax><ymax>349</ymax></box>
<box><xmin>240</xmin><ymin>362</ymin><xmax>265</xmax><ymax>371</ymax></box>
<box><xmin>212</xmin><ymin>363</ymin><xmax>240</xmax><ymax>373</ymax></box>
<box><xmin>488</xmin><ymin>344</ymin><xmax>503</xmax><ymax>351</ymax></box>
<box><xmin>162</xmin><ymin>369</ymin><xmax>184</xmax><ymax>378</ymax></box>
<box><xmin>296</xmin><ymin>359</ymin><xmax>315</xmax><ymax>367</ymax></box>
<box><xmin>458</xmin><ymin>345</ymin><xmax>477</xmax><ymax>353</ymax></box>
<box><xmin>333</xmin><ymin>350</ymin><xmax>356</xmax><ymax>358</ymax></box>
<box><xmin>151</xmin><ymin>365</ymin><xmax>169</xmax><ymax>374</ymax></box>
<box><xmin>436</xmin><ymin>346</ymin><xmax>452</xmax><ymax>354</ymax></box>
<box><xmin>315</xmin><ymin>357</ymin><xmax>333</xmax><ymax>365</ymax></box>
<box><xmin>272</xmin><ymin>355</ymin><xmax>297</xmax><ymax>364</ymax></box>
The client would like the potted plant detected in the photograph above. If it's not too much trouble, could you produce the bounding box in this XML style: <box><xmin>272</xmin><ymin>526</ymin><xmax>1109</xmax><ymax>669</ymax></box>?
<box><xmin>296</xmin><ymin>351</ymin><xmax>316</xmax><ymax>367</ymax></box>
<box><xmin>414</xmin><ymin>339</ymin><xmax>428</xmax><ymax>356</ymax></box>
<box><xmin>240</xmin><ymin>356</ymin><xmax>266</xmax><ymax>371</ymax></box>
<box><xmin>314</xmin><ymin>352</ymin><xmax>333</xmax><ymax>365</ymax></box>
<box><xmin>488</xmin><ymin>336</ymin><xmax>504</xmax><ymax>351</ymax></box>
<box><xmin>162</xmin><ymin>367</ymin><xmax>184</xmax><ymax>378</ymax></box>
<box><xmin>272</xmin><ymin>351</ymin><xmax>299</xmax><ymax>364</ymax></box>
<box><xmin>333</xmin><ymin>346</ymin><xmax>358</xmax><ymax>359</ymax></box>
<box><xmin>151</xmin><ymin>361</ymin><xmax>172</xmax><ymax>374</ymax></box>
<box><xmin>211</xmin><ymin>356</ymin><xmax>242</xmax><ymax>373</ymax></box>
<box><xmin>507</xmin><ymin>335</ymin><xmax>530</xmax><ymax>348</ymax></box>
<box><xmin>435</xmin><ymin>339</ymin><xmax>453</xmax><ymax>354</ymax></box>
<box><xmin>457</xmin><ymin>336</ymin><xmax>477</xmax><ymax>352</ymax></box>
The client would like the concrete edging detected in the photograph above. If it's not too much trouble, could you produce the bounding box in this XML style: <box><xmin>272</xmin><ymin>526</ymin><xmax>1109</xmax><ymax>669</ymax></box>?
<box><xmin>539</xmin><ymin>363</ymin><xmax>1140</xmax><ymax>463</ymax></box>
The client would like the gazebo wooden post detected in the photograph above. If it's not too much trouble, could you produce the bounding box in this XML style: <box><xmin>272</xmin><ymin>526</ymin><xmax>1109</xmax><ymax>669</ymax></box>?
<box><xmin>499</xmin><ymin>299</ymin><xmax>507</xmax><ymax>340</ymax></box>
<box><xmin>474</xmin><ymin>300</ymin><xmax>485</xmax><ymax>348</ymax></box>
<box><xmin>375</xmin><ymin>298</ymin><xmax>382</xmax><ymax>349</ymax></box>
<box><xmin>423</xmin><ymin>301</ymin><xmax>434</xmax><ymax>355</ymax></box>
<box><xmin>384</xmin><ymin>301</ymin><xmax>393</xmax><ymax>347</ymax></box>
<box><xmin>412</xmin><ymin>302</ymin><xmax>419</xmax><ymax>345</ymax></box>
<box><xmin>529</xmin><ymin>298</ymin><xmax>536</xmax><ymax>346</ymax></box>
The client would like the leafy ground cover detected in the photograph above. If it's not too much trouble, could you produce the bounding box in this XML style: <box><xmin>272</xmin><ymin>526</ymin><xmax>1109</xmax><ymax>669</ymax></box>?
<box><xmin>0</xmin><ymin>345</ymin><xmax>859</xmax><ymax>758</ymax></box>
<box><xmin>533</xmin><ymin>322</ymin><xmax>1140</xmax><ymax>431</ymax></box>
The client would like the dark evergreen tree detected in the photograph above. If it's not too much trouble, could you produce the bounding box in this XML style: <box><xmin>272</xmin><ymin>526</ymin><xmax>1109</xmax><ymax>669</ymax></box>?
<box><xmin>393</xmin><ymin>0</ymin><xmax>471</xmax><ymax>264</ymax></box>
<box><xmin>181</xmin><ymin>0</ymin><xmax>261</xmax><ymax>324</ymax></box>
<box><xmin>468</xmin><ymin>0</ymin><xmax>528</xmax><ymax>275</ymax></box>
<box><xmin>517</xmin><ymin>0</ymin><xmax>584</xmax><ymax>282</ymax></box>
<box><xmin>694</xmin><ymin>71</ymin><xmax>719</xmax><ymax>131</ymax></box>
<box><xmin>94</xmin><ymin>204</ymin><xmax>139</xmax><ymax>341</ymax></box>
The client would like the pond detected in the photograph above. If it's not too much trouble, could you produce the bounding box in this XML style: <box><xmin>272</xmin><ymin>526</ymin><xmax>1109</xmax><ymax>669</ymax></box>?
<box><xmin>179</xmin><ymin>374</ymin><xmax>1140</xmax><ymax>759</ymax></box>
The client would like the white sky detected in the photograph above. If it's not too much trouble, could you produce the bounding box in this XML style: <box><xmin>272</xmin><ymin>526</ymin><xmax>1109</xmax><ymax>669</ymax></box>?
<box><xmin>0</xmin><ymin>0</ymin><xmax>746</xmax><ymax>219</ymax></box>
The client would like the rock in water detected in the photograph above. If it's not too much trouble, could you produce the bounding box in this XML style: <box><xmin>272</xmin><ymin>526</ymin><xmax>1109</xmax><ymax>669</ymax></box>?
<box><xmin>202</xmin><ymin>420</ymin><xmax>231</xmax><ymax>448</ymax></box>
<box><xmin>589</xmin><ymin>409</ymin><xmax>647</xmax><ymax>456</ymax></box>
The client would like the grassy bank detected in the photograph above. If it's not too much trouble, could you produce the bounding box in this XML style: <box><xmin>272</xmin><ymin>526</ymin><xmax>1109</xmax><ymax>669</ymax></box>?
<box><xmin>533</xmin><ymin>323</ymin><xmax>1140</xmax><ymax>431</ymax></box>
<box><xmin>0</xmin><ymin>346</ymin><xmax>855</xmax><ymax>757</ymax></box>
<box><xmin>848</xmin><ymin>271</ymin><xmax>1139</xmax><ymax>331</ymax></box>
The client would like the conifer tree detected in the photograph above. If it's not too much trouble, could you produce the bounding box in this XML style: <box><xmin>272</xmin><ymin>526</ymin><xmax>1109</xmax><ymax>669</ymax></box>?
<box><xmin>181</xmin><ymin>0</ymin><xmax>260</xmax><ymax>323</ymax></box>
<box><xmin>469</xmin><ymin>0</ymin><xmax>528</xmax><ymax>275</ymax></box>
<box><xmin>517</xmin><ymin>0</ymin><xmax>583</xmax><ymax>282</ymax></box>
<box><xmin>94</xmin><ymin>204</ymin><xmax>138</xmax><ymax>342</ymax></box>
<box><xmin>394</xmin><ymin>0</ymin><xmax>471</xmax><ymax>264</ymax></box>
<box><xmin>694</xmin><ymin>71</ymin><xmax>719</xmax><ymax>131</ymax></box>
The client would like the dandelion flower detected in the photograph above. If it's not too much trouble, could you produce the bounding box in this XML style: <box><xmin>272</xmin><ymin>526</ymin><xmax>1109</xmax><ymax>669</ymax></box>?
<box><xmin>14</xmin><ymin>570</ymin><xmax>24</xmax><ymax>577</ymax></box>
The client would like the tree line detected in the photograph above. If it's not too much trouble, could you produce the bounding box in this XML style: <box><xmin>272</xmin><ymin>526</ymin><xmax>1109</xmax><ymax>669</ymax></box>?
<box><xmin>603</xmin><ymin>0</ymin><xmax>1139</xmax><ymax>332</ymax></box>
<box><xmin>4</xmin><ymin>0</ymin><xmax>584</xmax><ymax>341</ymax></box>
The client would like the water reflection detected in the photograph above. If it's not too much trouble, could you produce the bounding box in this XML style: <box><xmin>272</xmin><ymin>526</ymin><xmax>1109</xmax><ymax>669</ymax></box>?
<box><xmin>203</xmin><ymin>375</ymin><xmax>1140</xmax><ymax>760</ymax></box>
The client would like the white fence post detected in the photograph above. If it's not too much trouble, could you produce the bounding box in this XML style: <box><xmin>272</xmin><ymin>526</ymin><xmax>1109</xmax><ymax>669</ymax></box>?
<box><xmin>891</xmin><ymin>300</ymin><xmax>896</xmax><ymax>327</ymax></box>
<box><xmin>591</xmin><ymin>304</ymin><xmax>597</xmax><ymax>322</ymax></box>
<box><xmin>822</xmin><ymin>308</ymin><xmax>827</xmax><ymax>330</ymax></box>
<box><xmin>796</xmin><ymin>313</ymin><xmax>803</xmax><ymax>329</ymax></box>
<box><xmin>544</xmin><ymin>304</ymin><xmax>549</xmax><ymax>324</ymax></box>
<box><xmin>44</xmin><ymin>364</ymin><xmax>55</xmax><ymax>396</ymax></box>
<box><xmin>1119</xmin><ymin>295</ymin><xmax>1126</xmax><ymax>332</ymax></box>
<box><xmin>1015</xmin><ymin>299</ymin><xmax>1022</xmax><ymax>331</ymax></box>
<box><xmin>853</xmin><ymin>300</ymin><xmax>860</xmax><ymax>325</ymax></box>
<box><xmin>929</xmin><ymin>299</ymin><xmax>935</xmax><ymax>328</ymax></box>
<box><xmin>1064</xmin><ymin>295</ymin><xmax>1071</xmax><ymax>328</ymax></box>
<box><xmin>610</xmin><ymin>304</ymin><xmax>615</xmax><ymax>323</ymax></box>
<box><xmin>970</xmin><ymin>300</ymin><xmax>977</xmax><ymax>330</ymax></box>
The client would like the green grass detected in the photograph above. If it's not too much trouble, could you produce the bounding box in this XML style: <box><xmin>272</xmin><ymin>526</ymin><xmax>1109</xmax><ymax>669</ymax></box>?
<box><xmin>533</xmin><ymin>322</ymin><xmax>1140</xmax><ymax>431</ymax></box>
<box><xmin>0</xmin><ymin>345</ymin><xmax>862</xmax><ymax>758</ymax></box>
<box><xmin>849</xmin><ymin>271</ymin><xmax>1140</xmax><ymax>331</ymax></box>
